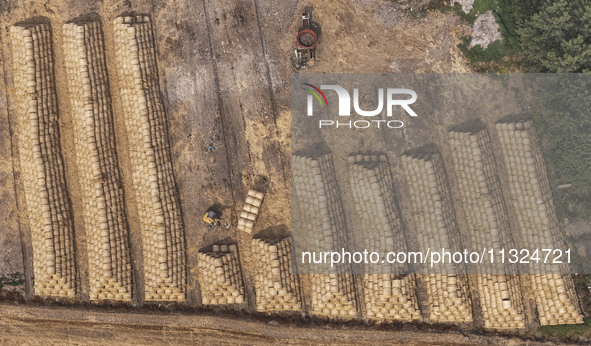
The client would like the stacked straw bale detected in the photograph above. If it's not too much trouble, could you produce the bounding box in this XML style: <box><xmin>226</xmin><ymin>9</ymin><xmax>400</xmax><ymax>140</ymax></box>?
<box><xmin>238</xmin><ymin>189</ymin><xmax>264</xmax><ymax>233</ymax></box>
<box><xmin>348</xmin><ymin>154</ymin><xmax>421</xmax><ymax>321</ymax></box>
<box><xmin>10</xmin><ymin>23</ymin><xmax>76</xmax><ymax>297</ymax></box>
<box><xmin>63</xmin><ymin>21</ymin><xmax>131</xmax><ymax>300</ymax></box>
<box><xmin>251</xmin><ymin>237</ymin><xmax>302</xmax><ymax>312</ymax></box>
<box><xmin>292</xmin><ymin>153</ymin><xmax>358</xmax><ymax>319</ymax></box>
<box><xmin>449</xmin><ymin>126</ymin><xmax>525</xmax><ymax>329</ymax></box>
<box><xmin>496</xmin><ymin>119</ymin><xmax>583</xmax><ymax>325</ymax></box>
<box><xmin>400</xmin><ymin>149</ymin><xmax>472</xmax><ymax>323</ymax></box>
<box><xmin>113</xmin><ymin>15</ymin><xmax>185</xmax><ymax>301</ymax></box>
<box><xmin>197</xmin><ymin>244</ymin><xmax>244</xmax><ymax>305</ymax></box>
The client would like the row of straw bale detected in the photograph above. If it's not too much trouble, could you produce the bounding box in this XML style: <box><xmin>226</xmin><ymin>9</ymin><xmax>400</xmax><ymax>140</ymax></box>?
<box><xmin>10</xmin><ymin>23</ymin><xmax>76</xmax><ymax>297</ymax></box>
<box><xmin>63</xmin><ymin>21</ymin><xmax>132</xmax><ymax>300</ymax></box>
<box><xmin>113</xmin><ymin>16</ymin><xmax>185</xmax><ymax>301</ymax></box>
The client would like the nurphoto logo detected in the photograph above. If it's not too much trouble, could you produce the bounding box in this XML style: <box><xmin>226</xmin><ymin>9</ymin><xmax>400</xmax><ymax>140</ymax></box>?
<box><xmin>303</xmin><ymin>83</ymin><xmax>418</xmax><ymax>129</ymax></box>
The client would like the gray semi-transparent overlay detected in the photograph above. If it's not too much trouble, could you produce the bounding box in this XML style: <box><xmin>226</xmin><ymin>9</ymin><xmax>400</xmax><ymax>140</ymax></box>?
<box><xmin>291</xmin><ymin>73</ymin><xmax>591</xmax><ymax>274</ymax></box>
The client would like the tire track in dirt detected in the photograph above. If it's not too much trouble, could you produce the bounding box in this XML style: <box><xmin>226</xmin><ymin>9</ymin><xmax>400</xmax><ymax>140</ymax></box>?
<box><xmin>251</xmin><ymin>0</ymin><xmax>288</xmax><ymax>188</ymax></box>
<box><xmin>201</xmin><ymin>0</ymin><xmax>252</xmax><ymax>206</ymax></box>
<box><xmin>196</xmin><ymin>0</ymin><xmax>240</xmax><ymax>211</ymax></box>
<box><xmin>202</xmin><ymin>0</ymin><xmax>288</xmax><ymax>190</ymax></box>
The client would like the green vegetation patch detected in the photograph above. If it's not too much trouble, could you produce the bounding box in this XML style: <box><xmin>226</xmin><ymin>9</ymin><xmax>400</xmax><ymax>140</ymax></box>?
<box><xmin>529</xmin><ymin>76</ymin><xmax>591</xmax><ymax>220</ymax></box>
<box><xmin>539</xmin><ymin>317</ymin><xmax>591</xmax><ymax>339</ymax></box>
<box><xmin>0</xmin><ymin>272</ymin><xmax>25</xmax><ymax>289</ymax></box>
<box><xmin>455</xmin><ymin>0</ymin><xmax>520</xmax><ymax>70</ymax></box>
<box><xmin>518</xmin><ymin>0</ymin><xmax>591</xmax><ymax>73</ymax></box>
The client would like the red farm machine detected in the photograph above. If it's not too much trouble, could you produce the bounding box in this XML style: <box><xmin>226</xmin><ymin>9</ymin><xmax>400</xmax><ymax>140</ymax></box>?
<box><xmin>293</xmin><ymin>7</ymin><xmax>321</xmax><ymax>69</ymax></box>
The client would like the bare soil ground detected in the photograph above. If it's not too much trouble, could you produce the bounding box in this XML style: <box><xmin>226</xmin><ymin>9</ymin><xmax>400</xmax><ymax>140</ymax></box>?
<box><xmin>0</xmin><ymin>303</ymin><xmax>556</xmax><ymax>345</ymax></box>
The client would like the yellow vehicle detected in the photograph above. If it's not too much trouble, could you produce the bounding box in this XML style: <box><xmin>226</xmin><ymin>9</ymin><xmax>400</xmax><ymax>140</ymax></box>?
<box><xmin>203</xmin><ymin>210</ymin><xmax>222</xmax><ymax>228</ymax></box>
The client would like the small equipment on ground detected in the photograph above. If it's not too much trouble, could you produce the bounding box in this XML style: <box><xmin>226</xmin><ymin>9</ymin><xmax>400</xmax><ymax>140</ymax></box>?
<box><xmin>203</xmin><ymin>210</ymin><xmax>222</xmax><ymax>228</ymax></box>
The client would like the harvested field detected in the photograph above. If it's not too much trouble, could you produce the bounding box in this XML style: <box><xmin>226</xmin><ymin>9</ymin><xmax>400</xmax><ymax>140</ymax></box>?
<box><xmin>0</xmin><ymin>0</ymin><xmax>589</xmax><ymax>344</ymax></box>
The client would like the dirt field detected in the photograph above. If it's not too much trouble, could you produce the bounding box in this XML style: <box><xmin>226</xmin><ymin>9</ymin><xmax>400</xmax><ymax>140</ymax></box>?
<box><xmin>0</xmin><ymin>0</ymin><xmax>470</xmax><ymax>294</ymax></box>
<box><xmin>3</xmin><ymin>0</ymin><xmax>586</xmax><ymax>344</ymax></box>
<box><xmin>0</xmin><ymin>303</ymin><xmax>556</xmax><ymax>345</ymax></box>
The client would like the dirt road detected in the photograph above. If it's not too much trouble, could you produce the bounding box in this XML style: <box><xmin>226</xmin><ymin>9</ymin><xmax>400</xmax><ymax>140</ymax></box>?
<box><xmin>0</xmin><ymin>303</ymin><xmax>551</xmax><ymax>345</ymax></box>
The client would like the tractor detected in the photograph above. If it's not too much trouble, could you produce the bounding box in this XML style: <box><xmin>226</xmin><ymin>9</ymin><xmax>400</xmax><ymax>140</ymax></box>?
<box><xmin>293</xmin><ymin>7</ymin><xmax>321</xmax><ymax>69</ymax></box>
